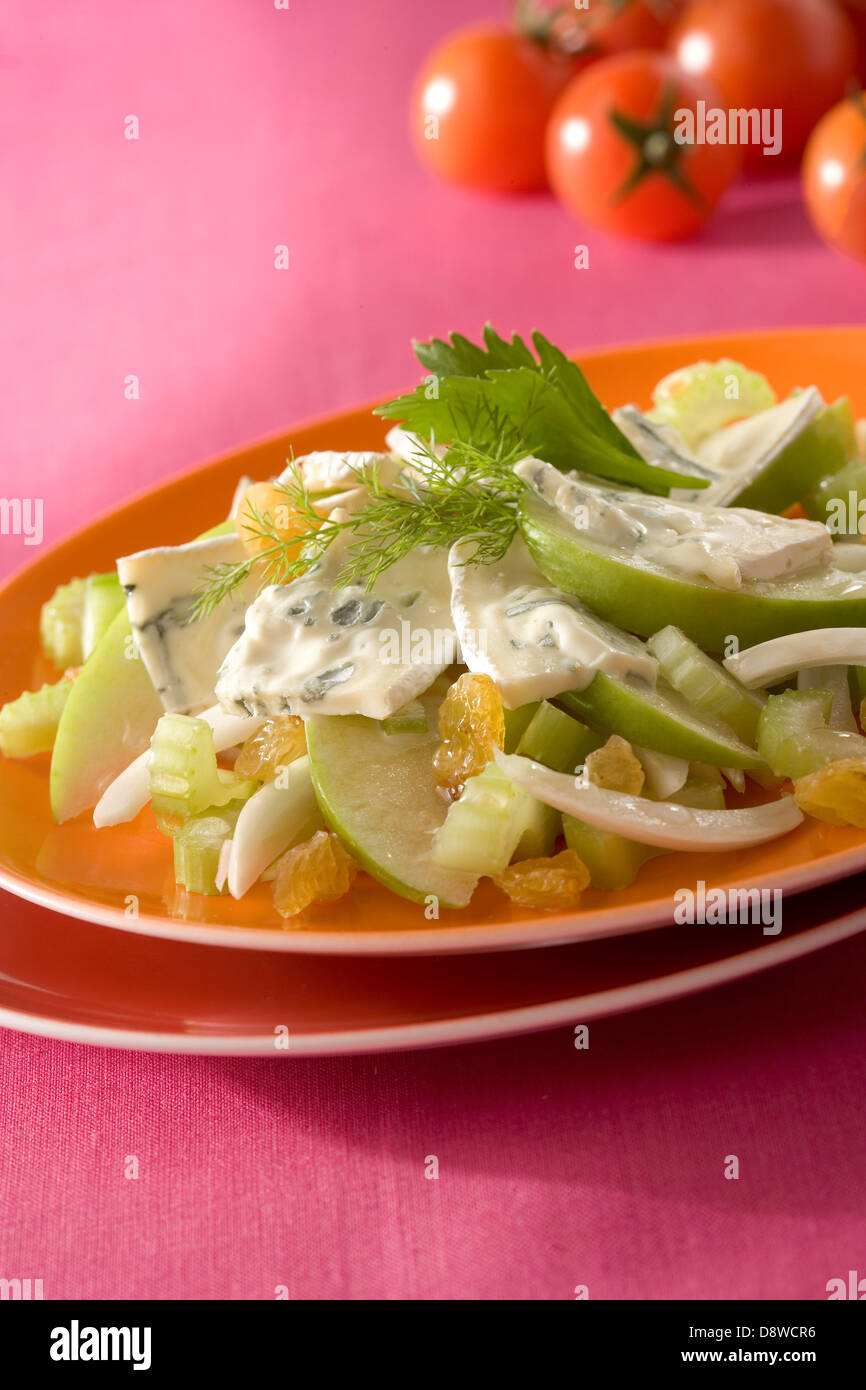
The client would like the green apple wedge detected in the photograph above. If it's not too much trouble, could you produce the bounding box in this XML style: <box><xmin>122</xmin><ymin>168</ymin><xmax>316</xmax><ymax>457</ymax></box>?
<box><xmin>557</xmin><ymin>674</ymin><xmax>763</xmax><ymax>768</ymax></box>
<box><xmin>725</xmin><ymin>397</ymin><xmax>854</xmax><ymax>514</ymax></box>
<box><xmin>50</xmin><ymin>608</ymin><xmax>164</xmax><ymax>823</ymax></box>
<box><xmin>518</xmin><ymin>488</ymin><xmax>866</xmax><ymax>653</ymax></box>
<box><xmin>305</xmin><ymin>693</ymin><xmax>479</xmax><ymax>908</ymax></box>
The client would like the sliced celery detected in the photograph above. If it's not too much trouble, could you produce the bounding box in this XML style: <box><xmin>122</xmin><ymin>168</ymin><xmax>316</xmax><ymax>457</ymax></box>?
<box><xmin>0</xmin><ymin>678</ymin><xmax>74</xmax><ymax>758</ymax></box>
<box><xmin>149</xmin><ymin>713</ymin><xmax>257</xmax><ymax>819</ymax></box>
<box><xmin>649</xmin><ymin>359</ymin><xmax>776</xmax><ymax>449</ymax></box>
<box><xmin>668</xmin><ymin>763</ymin><xmax>727</xmax><ymax>810</ymax></box>
<box><xmin>647</xmin><ymin>625</ymin><xmax>765</xmax><ymax>744</ymax></box>
<box><xmin>757</xmin><ymin>689</ymin><xmax>866</xmax><ymax>780</ymax></box>
<box><xmin>503</xmin><ymin>701</ymin><xmax>539</xmax><ymax>753</ymax></box>
<box><xmin>513</xmin><ymin>798</ymin><xmax>561</xmax><ymax>861</ymax></box>
<box><xmin>381</xmin><ymin>700</ymin><xmax>428</xmax><ymax>735</ymax></box>
<box><xmin>40</xmin><ymin>577</ymin><xmax>86</xmax><ymax>668</ymax></box>
<box><xmin>173</xmin><ymin>801</ymin><xmax>244</xmax><ymax>895</ymax></box>
<box><xmin>563</xmin><ymin>815</ymin><xmax>663</xmax><ymax>891</ymax></box>
<box><xmin>81</xmin><ymin>573</ymin><xmax>124</xmax><ymax>659</ymax></box>
<box><xmin>432</xmin><ymin>763</ymin><xmax>528</xmax><ymax>876</ymax></box>
<box><xmin>517</xmin><ymin>700</ymin><xmax>602</xmax><ymax>772</ymax></box>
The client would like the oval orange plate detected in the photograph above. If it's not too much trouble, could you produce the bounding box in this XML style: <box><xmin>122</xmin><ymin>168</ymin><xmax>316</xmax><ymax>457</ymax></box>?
<box><xmin>1</xmin><ymin>326</ymin><xmax>865</xmax><ymax>957</ymax></box>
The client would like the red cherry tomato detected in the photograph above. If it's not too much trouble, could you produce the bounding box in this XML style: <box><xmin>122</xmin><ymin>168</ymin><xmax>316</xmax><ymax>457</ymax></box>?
<box><xmin>545</xmin><ymin>51</ymin><xmax>741</xmax><ymax>241</ymax></box>
<box><xmin>803</xmin><ymin>91</ymin><xmax>866</xmax><ymax>261</ymax></box>
<box><xmin>551</xmin><ymin>0</ymin><xmax>681</xmax><ymax>57</ymax></box>
<box><xmin>410</xmin><ymin>25</ymin><xmax>579</xmax><ymax>193</ymax></box>
<box><xmin>670</xmin><ymin>0</ymin><xmax>859</xmax><ymax>169</ymax></box>
<box><xmin>841</xmin><ymin>2</ymin><xmax>866</xmax><ymax>80</ymax></box>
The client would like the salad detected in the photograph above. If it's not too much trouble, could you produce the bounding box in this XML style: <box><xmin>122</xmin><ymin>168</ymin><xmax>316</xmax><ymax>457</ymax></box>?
<box><xmin>3</xmin><ymin>326</ymin><xmax>866</xmax><ymax>920</ymax></box>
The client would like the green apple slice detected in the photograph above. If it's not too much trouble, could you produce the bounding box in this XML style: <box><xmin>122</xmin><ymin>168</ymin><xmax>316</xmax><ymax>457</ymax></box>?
<box><xmin>558</xmin><ymin>673</ymin><xmax>764</xmax><ymax>769</ymax></box>
<box><xmin>50</xmin><ymin>609</ymin><xmax>164</xmax><ymax>823</ymax></box>
<box><xmin>518</xmin><ymin>488</ymin><xmax>866</xmax><ymax>652</ymax></box>
<box><xmin>306</xmin><ymin>693</ymin><xmax>479</xmax><ymax>908</ymax></box>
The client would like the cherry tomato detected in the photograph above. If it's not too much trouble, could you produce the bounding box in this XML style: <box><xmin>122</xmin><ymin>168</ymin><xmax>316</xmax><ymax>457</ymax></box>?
<box><xmin>551</xmin><ymin>0</ymin><xmax>681</xmax><ymax>57</ymax></box>
<box><xmin>802</xmin><ymin>91</ymin><xmax>866</xmax><ymax>261</ymax></box>
<box><xmin>670</xmin><ymin>0</ymin><xmax>859</xmax><ymax>169</ymax></box>
<box><xmin>841</xmin><ymin>2</ymin><xmax>866</xmax><ymax>80</ymax></box>
<box><xmin>545</xmin><ymin>51</ymin><xmax>740</xmax><ymax>241</ymax></box>
<box><xmin>410</xmin><ymin>24</ymin><xmax>578</xmax><ymax>193</ymax></box>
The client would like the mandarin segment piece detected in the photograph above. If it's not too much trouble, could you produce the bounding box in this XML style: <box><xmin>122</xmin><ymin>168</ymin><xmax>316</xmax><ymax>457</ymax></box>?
<box><xmin>272</xmin><ymin>829</ymin><xmax>358</xmax><ymax>918</ymax></box>
<box><xmin>235</xmin><ymin>481</ymin><xmax>314</xmax><ymax>560</ymax></box>
<box><xmin>432</xmin><ymin>672</ymin><xmax>505</xmax><ymax>801</ymax></box>
<box><xmin>235</xmin><ymin>716</ymin><xmax>307</xmax><ymax>780</ymax></box>
<box><xmin>494</xmin><ymin>848</ymin><xmax>590</xmax><ymax>910</ymax></box>
<box><xmin>585</xmin><ymin>735</ymin><xmax>645</xmax><ymax>795</ymax></box>
<box><xmin>793</xmin><ymin>757</ymin><xmax>866</xmax><ymax>829</ymax></box>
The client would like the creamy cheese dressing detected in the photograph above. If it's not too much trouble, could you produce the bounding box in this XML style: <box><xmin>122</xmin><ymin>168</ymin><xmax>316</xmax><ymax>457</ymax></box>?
<box><xmin>515</xmin><ymin>456</ymin><xmax>833</xmax><ymax>590</ymax></box>
<box><xmin>118</xmin><ymin>533</ymin><xmax>257</xmax><ymax>713</ymax></box>
<box><xmin>216</xmin><ymin>521</ymin><xmax>456</xmax><ymax>720</ymax></box>
<box><xmin>449</xmin><ymin>535</ymin><xmax>656</xmax><ymax>707</ymax></box>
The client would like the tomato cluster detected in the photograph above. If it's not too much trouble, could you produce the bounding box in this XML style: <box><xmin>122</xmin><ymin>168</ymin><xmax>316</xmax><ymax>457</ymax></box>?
<box><xmin>411</xmin><ymin>0</ymin><xmax>866</xmax><ymax>259</ymax></box>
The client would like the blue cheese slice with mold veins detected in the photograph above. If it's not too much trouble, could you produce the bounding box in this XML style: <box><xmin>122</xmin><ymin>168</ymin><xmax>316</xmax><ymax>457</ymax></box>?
<box><xmin>515</xmin><ymin>456</ymin><xmax>833</xmax><ymax>591</ymax></box>
<box><xmin>117</xmin><ymin>533</ymin><xmax>258</xmax><ymax>713</ymax></box>
<box><xmin>215</xmin><ymin>523</ymin><xmax>456</xmax><ymax>720</ymax></box>
<box><xmin>448</xmin><ymin>535</ymin><xmax>656</xmax><ymax>708</ymax></box>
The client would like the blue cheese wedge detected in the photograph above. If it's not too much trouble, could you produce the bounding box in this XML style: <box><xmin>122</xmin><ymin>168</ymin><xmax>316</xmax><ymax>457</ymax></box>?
<box><xmin>215</xmin><ymin>524</ymin><xmax>455</xmax><ymax>720</ymax></box>
<box><xmin>515</xmin><ymin>456</ymin><xmax>833</xmax><ymax>591</ymax></box>
<box><xmin>612</xmin><ymin>405</ymin><xmax>718</xmax><ymax>485</ymax></box>
<box><xmin>448</xmin><ymin>535</ymin><xmax>656</xmax><ymax>707</ymax></box>
<box><xmin>117</xmin><ymin>533</ymin><xmax>257</xmax><ymax>713</ymax></box>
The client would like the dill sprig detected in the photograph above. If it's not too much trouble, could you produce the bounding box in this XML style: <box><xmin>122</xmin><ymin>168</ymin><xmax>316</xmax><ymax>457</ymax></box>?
<box><xmin>190</xmin><ymin>438</ymin><xmax>525</xmax><ymax>620</ymax></box>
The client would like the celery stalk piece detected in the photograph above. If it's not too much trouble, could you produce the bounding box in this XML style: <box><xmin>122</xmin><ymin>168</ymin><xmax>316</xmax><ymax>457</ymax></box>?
<box><xmin>39</xmin><ymin>578</ymin><xmax>87</xmax><ymax>668</ymax></box>
<box><xmin>667</xmin><ymin>774</ymin><xmax>727</xmax><ymax>810</ymax></box>
<box><xmin>81</xmin><ymin>573</ymin><xmax>125</xmax><ymax>659</ymax></box>
<box><xmin>503</xmin><ymin>701</ymin><xmax>539</xmax><ymax>753</ymax></box>
<box><xmin>431</xmin><ymin>763</ymin><xmax>529</xmax><ymax>876</ymax></box>
<box><xmin>756</xmin><ymin>689</ymin><xmax>866</xmax><ymax>779</ymax></box>
<box><xmin>149</xmin><ymin>713</ymin><xmax>258</xmax><ymax>820</ymax></box>
<box><xmin>512</xmin><ymin>798</ymin><xmax>561</xmax><ymax>861</ymax></box>
<box><xmin>173</xmin><ymin>801</ymin><xmax>245</xmax><ymax>895</ymax></box>
<box><xmin>563</xmin><ymin>814</ymin><xmax>663</xmax><ymax>891</ymax></box>
<box><xmin>649</xmin><ymin>359</ymin><xmax>777</xmax><ymax>449</ymax></box>
<box><xmin>647</xmin><ymin>625</ymin><xmax>766</xmax><ymax>745</ymax></box>
<box><xmin>517</xmin><ymin>700</ymin><xmax>602</xmax><ymax>772</ymax></box>
<box><xmin>0</xmin><ymin>678</ymin><xmax>74</xmax><ymax>758</ymax></box>
<box><xmin>380</xmin><ymin>700</ymin><xmax>428</xmax><ymax>735</ymax></box>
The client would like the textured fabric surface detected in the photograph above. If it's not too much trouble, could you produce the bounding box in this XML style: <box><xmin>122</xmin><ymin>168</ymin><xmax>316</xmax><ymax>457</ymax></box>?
<box><xmin>1</xmin><ymin>0</ymin><xmax>865</xmax><ymax>1301</ymax></box>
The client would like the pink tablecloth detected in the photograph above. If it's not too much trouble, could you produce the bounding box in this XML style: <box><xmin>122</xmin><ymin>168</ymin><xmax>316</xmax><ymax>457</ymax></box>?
<box><xmin>1</xmin><ymin>0</ymin><xmax>865</xmax><ymax>1300</ymax></box>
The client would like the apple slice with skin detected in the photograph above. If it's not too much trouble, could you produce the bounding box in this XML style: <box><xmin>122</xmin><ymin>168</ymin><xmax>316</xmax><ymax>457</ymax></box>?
<box><xmin>306</xmin><ymin>693</ymin><xmax>479</xmax><ymax>909</ymax></box>
<box><xmin>50</xmin><ymin>609</ymin><xmax>164</xmax><ymax>823</ymax></box>
<box><xmin>518</xmin><ymin>489</ymin><xmax>866</xmax><ymax>652</ymax></box>
<box><xmin>558</xmin><ymin>674</ymin><xmax>764</xmax><ymax>769</ymax></box>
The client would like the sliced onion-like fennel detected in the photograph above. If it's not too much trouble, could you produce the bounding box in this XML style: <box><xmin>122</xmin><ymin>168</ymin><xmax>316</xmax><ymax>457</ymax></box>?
<box><xmin>226</xmin><ymin>759</ymin><xmax>323</xmax><ymax>899</ymax></box>
<box><xmin>495</xmin><ymin>751</ymin><xmax>802</xmax><ymax>850</ymax></box>
<box><xmin>724</xmin><ymin>629</ymin><xmax>866</xmax><ymax>689</ymax></box>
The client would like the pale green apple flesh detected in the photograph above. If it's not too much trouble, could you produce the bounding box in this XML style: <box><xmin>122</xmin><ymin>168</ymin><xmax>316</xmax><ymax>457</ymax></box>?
<box><xmin>50</xmin><ymin>609</ymin><xmax>164</xmax><ymax>823</ymax></box>
<box><xmin>306</xmin><ymin>694</ymin><xmax>479</xmax><ymax>908</ymax></box>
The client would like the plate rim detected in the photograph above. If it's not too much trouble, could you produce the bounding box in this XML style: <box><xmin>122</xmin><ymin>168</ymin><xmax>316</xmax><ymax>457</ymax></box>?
<box><xmin>2</xmin><ymin>323</ymin><xmax>866</xmax><ymax>957</ymax></box>
<box><xmin>0</xmin><ymin>906</ymin><xmax>863</xmax><ymax>1055</ymax></box>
